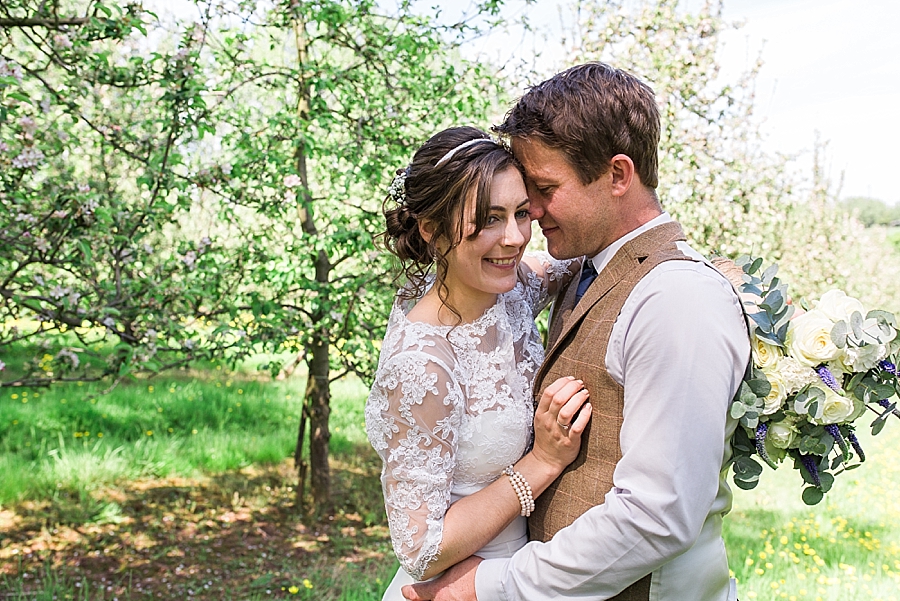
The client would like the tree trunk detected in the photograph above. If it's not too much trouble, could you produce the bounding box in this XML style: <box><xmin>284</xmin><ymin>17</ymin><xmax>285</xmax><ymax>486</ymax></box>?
<box><xmin>291</xmin><ymin>4</ymin><xmax>333</xmax><ymax>512</ymax></box>
<box><xmin>304</xmin><ymin>330</ymin><xmax>331</xmax><ymax>512</ymax></box>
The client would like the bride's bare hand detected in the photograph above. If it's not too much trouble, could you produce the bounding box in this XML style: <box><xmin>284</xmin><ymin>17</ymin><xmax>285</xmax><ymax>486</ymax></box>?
<box><xmin>532</xmin><ymin>376</ymin><xmax>592</xmax><ymax>472</ymax></box>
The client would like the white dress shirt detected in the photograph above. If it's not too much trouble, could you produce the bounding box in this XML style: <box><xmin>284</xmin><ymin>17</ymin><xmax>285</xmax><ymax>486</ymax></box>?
<box><xmin>475</xmin><ymin>213</ymin><xmax>749</xmax><ymax>600</ymax></box>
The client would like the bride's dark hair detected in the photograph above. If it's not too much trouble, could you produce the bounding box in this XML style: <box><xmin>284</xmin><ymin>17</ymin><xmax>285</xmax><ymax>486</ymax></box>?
<box><xmin>381</xmin><ymin>126</ymin><xmax>520</xmax><ymax>321</ymax></box>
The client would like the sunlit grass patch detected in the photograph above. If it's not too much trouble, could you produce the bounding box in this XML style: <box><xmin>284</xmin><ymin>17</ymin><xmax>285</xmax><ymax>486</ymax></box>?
<box><xmin>726</xmin><ymin>419</ymin><xmax>900</xmax><ymax>600</ymax></box>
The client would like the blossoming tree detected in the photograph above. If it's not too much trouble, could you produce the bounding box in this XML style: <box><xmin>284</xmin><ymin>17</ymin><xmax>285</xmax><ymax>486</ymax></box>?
<box><xmin>0</xmin><ymin>0</ymin><xmax>503</xmax><ymax>510</ymax></box>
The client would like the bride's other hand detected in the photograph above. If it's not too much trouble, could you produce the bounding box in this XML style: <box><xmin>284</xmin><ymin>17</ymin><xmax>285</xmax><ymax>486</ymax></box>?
<box><xmin>532</xmin><ymin>376</ymin><xmax>591</xmax><ymax>472</ymax></box>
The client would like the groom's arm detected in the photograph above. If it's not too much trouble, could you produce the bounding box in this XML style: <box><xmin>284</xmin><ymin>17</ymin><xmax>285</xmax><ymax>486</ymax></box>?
<box><xmin>474</xmin><ymin>262</ymin><xmax>749</xmax><ymax>600</ymax></box>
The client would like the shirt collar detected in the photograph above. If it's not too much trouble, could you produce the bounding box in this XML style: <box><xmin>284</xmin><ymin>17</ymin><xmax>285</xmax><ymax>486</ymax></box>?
<box><xmin>590</xmin><ymin>212</ymin><xmax>673</xmax><ymax>274</ymax></box>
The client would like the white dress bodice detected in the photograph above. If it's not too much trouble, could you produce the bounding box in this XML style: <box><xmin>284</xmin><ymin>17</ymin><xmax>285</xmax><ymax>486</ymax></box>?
<box><xmin>365</xmin><ymin>253</ymin><xmax>576</xmax><ymax>582</ymax></box>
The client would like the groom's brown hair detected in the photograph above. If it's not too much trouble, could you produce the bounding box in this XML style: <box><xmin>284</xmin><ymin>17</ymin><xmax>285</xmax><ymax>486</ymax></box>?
<box><xmin>495</xmin><ymin>62</ymin><xmax>660</xmax><ymax>189</ymax></box>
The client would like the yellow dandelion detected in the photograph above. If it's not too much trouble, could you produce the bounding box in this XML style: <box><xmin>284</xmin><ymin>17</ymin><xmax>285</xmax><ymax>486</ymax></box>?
<box><xmin>97</xmin><ymin>433</ymin><xmax>103</xmax><ymax>438</ymax></box>
<box><xmin>303</xmin><ymin>579</ymin><xmax>312</xmax><ymax>589</ymax></box>
<box><xmin>11</xmin><ymin>394</ymin><xmax>18</xmax><ymax>399</ymax></box>
<box><xmin>288</xmin><ymin>585</ymin><xmax>299</xmax><ymax>594</ymax></box>
<box><xmin>148</xmin><ymin>385</ymin><xmax>154</xmax><ymax>393</ymax></box>
<box><xmin>146</xmin><ymin>430</ymin><xmax>153</xmax><ymax>436</ymax></box>
<box><xmin>237</xmin><ymin>389</ymin><xmax>243</xmax><ymax>394</ymax></box>
<box><xmin>192</xmin><ymin>429</ymin><xmax>198</xmax><ymax>435</ymax></box>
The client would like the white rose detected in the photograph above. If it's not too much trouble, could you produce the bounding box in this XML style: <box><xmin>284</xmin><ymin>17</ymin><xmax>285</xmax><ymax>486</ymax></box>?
<box><xmin>838</xmin><ymin>343</ymin><xmax>888</xmax><ymax>373</ymax></box>
<box><xmin>815</xmin><ymin>289</ymin><xmax>866</xmax><ymax>323</ymax></box>
<box><xmin>760</xmin><ymin>368</ymin><xmax>787</xmax><ymax>415</ymax></box>
<box><xmin>752</xmin><ymin>334</ymin><xmax>782</xmax><ymax>369</ymax></box>
<box><xmin>767</xmin><ymin>420</ymin><xmax>800</xmax><ymax>449</ymax></box>
<box><xmin>786</xmin><ymin>309</ymin><xmax>840</xmax><ymax>367</ymax></box>
<box><xmin>811</xmin><ymin>386</ymin><xmax>856</xmax><ymax>425</ymax></box>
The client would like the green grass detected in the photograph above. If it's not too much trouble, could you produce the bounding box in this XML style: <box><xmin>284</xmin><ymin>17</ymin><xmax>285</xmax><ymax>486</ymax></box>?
<box><xmin>0</xmin><ymin>361</ymin><xmax>370</xmax><ymax>512</ymax></box>
<box><xmin>725</xmin><ymin>421</ymin><xmax>900</xmax><ymax>600</ymax></box>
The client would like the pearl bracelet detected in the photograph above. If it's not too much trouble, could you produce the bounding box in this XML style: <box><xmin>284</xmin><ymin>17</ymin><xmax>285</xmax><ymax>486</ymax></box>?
<box><xmin>503</xmin><ymin>465</ymin><xmax>535</xmax><ymax>517</ymax></box>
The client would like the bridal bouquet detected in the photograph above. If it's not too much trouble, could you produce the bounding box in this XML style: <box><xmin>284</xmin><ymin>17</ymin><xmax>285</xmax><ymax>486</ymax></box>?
<box><xmin>726</xmin><ymin>256</ymin><xmax>900</xmax><ymax>505</ymax></box>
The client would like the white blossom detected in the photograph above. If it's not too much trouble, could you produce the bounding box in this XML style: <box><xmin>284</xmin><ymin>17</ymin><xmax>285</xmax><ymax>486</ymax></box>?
<box><xmin>56</xmin><ymin>348</ymin><xmax>80</xmax><ymax>368</ymax></box>
<box><xmin>283</xmin><ymin>174</ymin><xmax>302</xmax><ymax>188</ymax></box>
<box><xmin>50</xmin><ymin>285</ymin><xmax>70</xmax><ymax>299</ymax></box>
<box><xmin>12</xmin><ymin>148</ymin><xmax>45</xmax><ymax>169</ymax></box>
<box><xmin>182</xmin><ymin>250</ymin><xmax>197</xmax><ymax>269</ymax></box>
<box><xmin>16</xmin><ymin>212</ymin><xmax>37</xmax><ymax>223</ymax></box>
<box><xmin>0</xmin><ymin>58</ymin><xmax>23</xmax><ymax>82</ymax></box>
<box><xmin>52</xmin><ymin>34</ymin><xmax>73</xmax><ymax>49</ymax></box>
<box><xmin>18</xmin><ymin>116</ymin><xmax>37</xmax><ymax>135</ymax></box>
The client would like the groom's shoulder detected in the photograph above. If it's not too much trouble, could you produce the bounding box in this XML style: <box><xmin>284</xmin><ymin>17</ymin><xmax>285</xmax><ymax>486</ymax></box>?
<box><xmin>638</xmin><ymin>244</ymin><xmax>742</xmax><ymax>309</ymax></box>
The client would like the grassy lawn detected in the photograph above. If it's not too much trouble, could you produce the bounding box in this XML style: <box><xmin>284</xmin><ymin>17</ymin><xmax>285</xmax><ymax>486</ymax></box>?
<box><xmin>0</xmin><ymin>361</ymin><xmax>398</xmax><ymax>600</ymax></box>
<box><xmin>1</xmin><ymin>356</ymin><xmax>899</xmax><ymax>600</ymax></box>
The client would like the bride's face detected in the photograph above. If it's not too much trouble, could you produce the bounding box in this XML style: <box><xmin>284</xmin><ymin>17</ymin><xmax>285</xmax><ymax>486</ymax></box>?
<box><xmin>439</xmin><ymin>166</ymin><xmax>532</xmax><ymax>310</ymax></box>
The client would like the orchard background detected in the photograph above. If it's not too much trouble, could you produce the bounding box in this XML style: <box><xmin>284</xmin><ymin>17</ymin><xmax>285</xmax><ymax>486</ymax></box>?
<box><xmin>2</xmin><ymin>0</ymin><xmax>899</xmax><ymax>599</ymax></box>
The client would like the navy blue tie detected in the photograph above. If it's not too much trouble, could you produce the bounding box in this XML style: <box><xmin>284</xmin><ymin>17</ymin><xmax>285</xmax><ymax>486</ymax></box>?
<box><xmin>574</xmin><ymin>259</ymin><xmax>598</xmax><ymax>305</ymax></box>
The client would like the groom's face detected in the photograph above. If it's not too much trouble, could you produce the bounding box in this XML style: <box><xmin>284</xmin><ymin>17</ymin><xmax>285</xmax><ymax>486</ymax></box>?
<box><xmin>512</xmin><ymin>138</ymin><xmax>614</xmax><ymax>260</ymax></box>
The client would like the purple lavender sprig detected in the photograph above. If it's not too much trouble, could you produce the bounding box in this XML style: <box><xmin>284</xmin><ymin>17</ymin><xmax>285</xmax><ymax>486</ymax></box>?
<box><xmin>825</xmin><ymin>424</ymin><xmax>850</xmax><ymax>461</ymax></box>
<box><xmin>815</xmin><ymin>365</ymin><xmax>841</xmax><ymax>392</ymax></box>
<box><xmin>847</xmin><ymin>429</ymin><xmax>866</xmax><ymax>462</ymax></box>
<box><xmin>755</xmin><ymin>423</ymin><xmax>777</xmax><ymax>468</ymax></box>
<box><xmin>876</xmin><ymin>398</ymin><xmax>900</xmax><ymax>419</ymax></box>
<box><xmin>800</xmin><ymin>454</ymin><xmax>822</xmax><ymax>489</ymax></box>
<box><xmin>878</xmin><ymin>360</ymin><xmax>898</xmax><ymax>376</ymax></box>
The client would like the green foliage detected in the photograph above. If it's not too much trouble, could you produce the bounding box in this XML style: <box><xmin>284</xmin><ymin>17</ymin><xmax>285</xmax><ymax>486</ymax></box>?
<box><xmin>841</xmin><ymin>196</ymin><xmax>900</xmax><ymax>227</ymax></box>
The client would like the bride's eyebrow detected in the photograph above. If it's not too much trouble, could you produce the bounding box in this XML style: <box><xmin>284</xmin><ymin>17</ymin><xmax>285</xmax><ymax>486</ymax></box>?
<box><xmin>490</xmin><ymin>200</ymin><xmax>530</xmax><ymax>212</ymax></box>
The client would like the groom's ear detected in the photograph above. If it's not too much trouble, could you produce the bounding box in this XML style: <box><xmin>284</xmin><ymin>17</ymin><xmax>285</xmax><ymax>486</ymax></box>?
<box><xmin>608</xmin><ymin>154</ymin><xmax>635</xmax><ymax>197</ymax></box>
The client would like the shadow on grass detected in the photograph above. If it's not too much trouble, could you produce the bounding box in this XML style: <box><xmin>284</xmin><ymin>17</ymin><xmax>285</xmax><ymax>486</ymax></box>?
<box><xmin>0</xmin><ymin>441</ymin><xmax>394</xmax><ymax>601</ymax></box>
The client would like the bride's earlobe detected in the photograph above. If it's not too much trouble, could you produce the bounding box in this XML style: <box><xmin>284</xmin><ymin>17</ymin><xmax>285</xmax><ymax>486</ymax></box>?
<box><xmin>418</xmin><ymin>220</ymin><xmax>436</xmax><ymax>243</ymax></box>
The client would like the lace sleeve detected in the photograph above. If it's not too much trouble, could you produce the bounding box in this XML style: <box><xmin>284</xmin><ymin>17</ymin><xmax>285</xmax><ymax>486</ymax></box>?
<box><xmin>365</xmin><ymin>351</ymin><xmax>465</xmax><ymax>580</ymax></box>
<box><xmin>519</xmin><ymin>251</ymin><xmax>582</xmax><ymax>315</ymax></box>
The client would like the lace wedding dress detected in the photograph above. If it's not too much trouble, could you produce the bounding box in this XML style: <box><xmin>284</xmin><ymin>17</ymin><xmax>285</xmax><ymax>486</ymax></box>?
<box><xmin>365</xmin><ymin>253</ymin><xmax>577</xmax><ymax>600</ymax></box>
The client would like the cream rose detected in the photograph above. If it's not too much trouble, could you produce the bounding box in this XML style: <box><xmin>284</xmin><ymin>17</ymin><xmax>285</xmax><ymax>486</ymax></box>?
<box><xmin>812</xmin><ymin>386</ymin><xmax>855</xmax><ymax>425</ymax></box>
<box><xmin>760</xmin><ymin>368</ymin><xmax>787</xmax><ymax>415</ymax></box>
<box><xmin>815</xmin><ymin>289</ymin><xmax>866</xmax><ymax>323</ymax></box>
<box><xmin>767</xmin><ymin>419</ymin><xmax>800</xmax><ymax>449</ymax></box>
<box><xmin>786</xmin><ymin>309</ymin><xmax>840</xmax><ymax>367</ymax></box>
<box><xmin>752</xmin><ymin>334</ymin><xmax>783</xmax><ymax>369</ymax></box>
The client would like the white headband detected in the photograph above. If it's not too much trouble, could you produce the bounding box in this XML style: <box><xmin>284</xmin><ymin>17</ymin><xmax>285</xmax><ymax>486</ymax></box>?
<box><xmin>435</xmin><ymin>138</ymin><xmax>498</xmax><ymax>168</ymax></box>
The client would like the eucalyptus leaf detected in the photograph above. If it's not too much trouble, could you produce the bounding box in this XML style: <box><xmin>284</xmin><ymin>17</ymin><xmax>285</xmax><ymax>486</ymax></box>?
<box><xmin>868</xmin><ymin>309</ymin><xmax>898</xmax><ymax>328</ymax></box>
<box><xmin>749</xmin><ymin>257</ymin><xmax>763</xmax><ymax>275</ymax></box>
<box><xmin>748</xmin><ymin>378</ymin><xmax>772</xmax><ymax>398</ymax></box>
<box><xmin>850</xmin><ymin>311</ymin><xmax>864</xmax><ymax>340</ymax></box>
<box><xmin>802</xmin><ymin>486</ymin><xmax>824</xmax><ymax>505</ymax></box>
<box><xmin>761</xmin><ymin>263</ymin><xmax>778</xmax><ymax>286</ymax></box>
<box><xmin>830</xmin><ymin>320</ymin><xmax>849</xmax><ymax>349</ymax></box>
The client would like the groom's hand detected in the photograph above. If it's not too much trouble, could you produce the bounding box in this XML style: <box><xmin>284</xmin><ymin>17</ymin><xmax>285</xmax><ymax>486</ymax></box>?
<box><xmin>402</xmin><ymin>556</ymin><xmax>482</xmax><ymax>601</ymax></box>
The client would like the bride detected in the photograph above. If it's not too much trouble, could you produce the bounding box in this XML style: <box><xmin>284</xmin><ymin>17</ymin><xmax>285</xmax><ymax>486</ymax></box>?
<box><xmin>365</xmin><ymin>126</ymin><xmax>592</xmax><ymax>599</ymax></box>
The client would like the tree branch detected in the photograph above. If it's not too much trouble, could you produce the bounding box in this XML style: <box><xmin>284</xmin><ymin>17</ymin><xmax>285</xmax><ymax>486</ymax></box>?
<box><xmin>0</xmin><ymin>17</ymin><xmax>90</xmax><ymax>28</ymax></box>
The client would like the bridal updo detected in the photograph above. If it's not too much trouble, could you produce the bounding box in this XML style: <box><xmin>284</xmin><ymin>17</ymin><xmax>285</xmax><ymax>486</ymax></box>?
<box><xmin>382</xmin><ymin>126</ymin><xmax>520</xmax><ymax>303</ymax></box>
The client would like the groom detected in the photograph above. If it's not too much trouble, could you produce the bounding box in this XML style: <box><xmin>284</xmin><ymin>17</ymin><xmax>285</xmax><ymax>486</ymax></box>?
<box><xmin>404</xmin><ymin>63</ymin><xmax>750</xmax><ymax>600</ymax></box>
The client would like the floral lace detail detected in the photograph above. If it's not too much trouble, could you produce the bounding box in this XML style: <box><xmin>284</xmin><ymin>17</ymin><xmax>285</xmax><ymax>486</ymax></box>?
<box><xmin>365</xmin><ymin>253</ymin><xmax>576</xmax><ymax>580</ymax></box>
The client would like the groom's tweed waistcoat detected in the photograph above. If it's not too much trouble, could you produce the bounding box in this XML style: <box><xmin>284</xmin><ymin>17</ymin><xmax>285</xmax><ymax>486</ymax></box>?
<box><xmin>529</xmin><ymin>221</ymin><xmax>693</xmax><ymax>601</ymax></box>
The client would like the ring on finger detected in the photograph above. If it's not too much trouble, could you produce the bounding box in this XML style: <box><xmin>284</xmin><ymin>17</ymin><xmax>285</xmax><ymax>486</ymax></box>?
<box><xmin>557</xmin><ymin>420</ymin><xmax>570</xmax><ymax>431</ymax></box>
